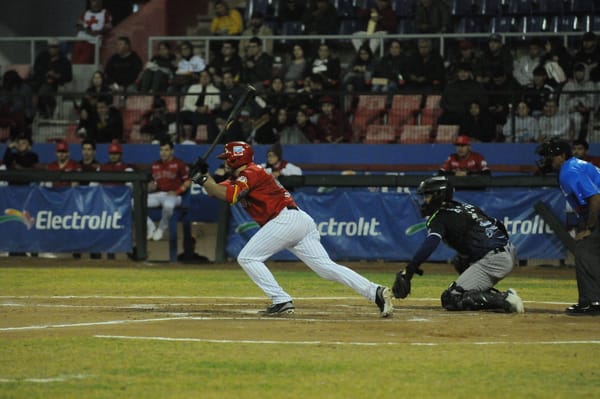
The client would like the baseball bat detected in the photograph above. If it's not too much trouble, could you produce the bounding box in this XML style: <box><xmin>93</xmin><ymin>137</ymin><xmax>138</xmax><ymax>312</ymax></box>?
<box><xmin>201</xmin><ymin>84</ymin><xmax>257</xmax><ymax>160</ymax></box>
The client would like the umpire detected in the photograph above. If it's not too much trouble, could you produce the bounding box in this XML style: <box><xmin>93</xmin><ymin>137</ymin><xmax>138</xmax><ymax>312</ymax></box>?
<box><xmin>393</xmin><ymin>176</ymin><xmax>524</xmax><ymax>313</ymax></box>
<box><xmin>536</xmin><ymin>138</ymin><xmax>600</xmax><ymax>315</ymax></box>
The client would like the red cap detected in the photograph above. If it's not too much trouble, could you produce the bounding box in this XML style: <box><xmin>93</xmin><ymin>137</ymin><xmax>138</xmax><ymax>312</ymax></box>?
<box><xmin>108</xmin><ymin>143</ymin><xmax>123</xmax><ymax>153</ymax></box>
<box><xmin>55</xmin><ymin>141</ymin><xmax>68</xmax><ymax>152</ymax></box>
<box><xmin>455</xmin><ymin>135</ymin><xmax>471</xmax><ymax>145</ymax></box>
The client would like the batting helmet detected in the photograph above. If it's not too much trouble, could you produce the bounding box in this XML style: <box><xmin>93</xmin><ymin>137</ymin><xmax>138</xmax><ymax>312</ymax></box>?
<box><xmin>417</xmin><ymin>176</ymin><xmax>454</xmax><ymax>217</ymax></box>
<box><xmin>535</xmin><ymin>137</ymin><xmax>571</xmax><ymax>173</ymax></box>
<box><xmin>217</xmin><ymin>141</ymin><xmax>254</xmax><ymax>169</ymax></box>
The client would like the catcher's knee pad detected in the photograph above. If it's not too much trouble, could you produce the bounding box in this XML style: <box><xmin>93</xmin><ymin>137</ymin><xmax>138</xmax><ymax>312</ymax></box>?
<box><xmin>441</xmin><ymin>283</ymin><xmax>508</xmax><ymax>311</ymax></box>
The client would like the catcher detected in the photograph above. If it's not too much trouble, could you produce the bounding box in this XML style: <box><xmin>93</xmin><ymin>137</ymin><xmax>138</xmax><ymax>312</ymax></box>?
<box><xmin>393</xmin><ymin>176</ymin><xmax>524</xmax><ymax>313</ymax></box>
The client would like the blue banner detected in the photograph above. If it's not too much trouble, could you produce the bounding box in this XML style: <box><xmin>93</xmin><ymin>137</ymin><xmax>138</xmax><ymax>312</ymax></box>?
<box><xmin>0</xmin><ymin>186</ymin><xmax>132</xmax><ymax>252</ymax></box>
<box><xmin>226</xmin><ymin>188</ymin><xmax>567</xmax><ymax>261</ymax></box>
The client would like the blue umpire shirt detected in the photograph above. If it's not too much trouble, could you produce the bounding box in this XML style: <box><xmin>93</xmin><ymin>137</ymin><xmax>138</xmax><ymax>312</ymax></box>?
<box><xmin>559</xmin><ymin>157</ymin><xmax>600</xmax><ymax>220</ymax></box>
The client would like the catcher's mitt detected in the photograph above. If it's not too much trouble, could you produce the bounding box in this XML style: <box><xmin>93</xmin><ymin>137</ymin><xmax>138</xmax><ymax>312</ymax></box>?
<box><xmin>392</xmin><ymin>271</ymin><xmax>412</xmax><ymax>299</ymax></box>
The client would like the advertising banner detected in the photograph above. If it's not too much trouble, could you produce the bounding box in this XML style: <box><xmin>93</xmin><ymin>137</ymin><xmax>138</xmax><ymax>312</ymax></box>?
<box><xmin>226</xmin><ymin>188</ymin><xmax>566</xmax><ymax>261</ymax></box>
<box><xmin>0</xmin><ymin>186</ymin><xmax>132</xmax><ymax>253</ymax></box>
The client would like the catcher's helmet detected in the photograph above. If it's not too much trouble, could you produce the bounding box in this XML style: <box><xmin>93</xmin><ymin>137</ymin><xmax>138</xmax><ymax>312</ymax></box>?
<box><xmin>535</xmin><ymin>137</ymin><xmax>571</xmax><ymax>173</ymax></box>
<box><xmin>217</xmin><ymin>141</ymin><xmax>254</xmax><ymax>169</ymax></box>
<box><xmin>417</xmin><ymin>176</ymin><xmax>454</xmax><ymax>217</ymax></box>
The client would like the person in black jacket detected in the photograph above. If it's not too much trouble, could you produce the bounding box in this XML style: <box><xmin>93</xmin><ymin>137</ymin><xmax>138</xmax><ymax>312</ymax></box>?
<box><xmin>104</xmin><ymin>36</ymin><xmax>143</xmax><ymax>93</ymax></box>
<box><xmin>32</xmin><ymin>38</ymin><xmax>72</xmax><ymax>117</ymax></box>
<box><xmin>2</xmin><ymin>135</ymin><xmax>39</xmax><ymax>185</ymax></box>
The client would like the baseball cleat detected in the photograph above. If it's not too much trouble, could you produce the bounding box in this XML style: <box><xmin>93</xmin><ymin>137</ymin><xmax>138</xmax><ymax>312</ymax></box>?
<box><xmin>565</xmin><ymin>302</ymin><xmax>600</xmax><ymax>316</ymax></box>
<box><xmin>259</xmin><ymin>301</ymin><xmax>295</xmax><ymax>316</ymax></box>
<box><xmin>375</xmin><ymin>286</ymin><xmax>394</xmax><ymax>318</ymax></box>
<box><xmin>505</xmin><ymin>288</ymin><xmax>525</xmax><ymax>313</ymax></box>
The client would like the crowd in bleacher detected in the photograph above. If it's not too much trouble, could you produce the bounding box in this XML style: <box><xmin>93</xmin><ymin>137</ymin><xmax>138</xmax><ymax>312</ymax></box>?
<box><xmin>1</xmin><ymin>0</ymin><xmax>600</xmax><ymax>147</ymax></box>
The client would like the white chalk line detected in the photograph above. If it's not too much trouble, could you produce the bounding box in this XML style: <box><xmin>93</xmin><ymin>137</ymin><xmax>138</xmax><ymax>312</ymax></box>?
<box><xmin>94</xmin><ymin>334</ymin><xmax>600</xmax><ymax>347</ymax></box>
<box><xmin>0</xmin><ymin>374</ymin><xmax>91</xmax><ymax>383</ymax></box>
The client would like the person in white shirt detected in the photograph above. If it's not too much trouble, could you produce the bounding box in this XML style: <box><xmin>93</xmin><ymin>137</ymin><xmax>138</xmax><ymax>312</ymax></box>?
<box><xmin>513</xmin><ymin>39</ymin><xmax>543</xmax><ymax>87</ymax></box>
<box><xmin>560</xmin><ymin>63</ymin><xmax>595</xmax><ymax>140</ymax></box>
<box><xmin>262</xmin><ymin>142</ymin><xmax>303</xmax><ymax>180</ymax></box>
<box><xmin>502</xmin><ymin>101</ymin><xmax>540</xmax><ymax>142</ymax></box>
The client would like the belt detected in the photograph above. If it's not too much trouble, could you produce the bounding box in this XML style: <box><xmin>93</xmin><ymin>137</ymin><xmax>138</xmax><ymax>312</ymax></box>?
<box><xmin>286</xmin><ymin>206</ymin><xmax>298</xmax><ymax>211</ymax></box>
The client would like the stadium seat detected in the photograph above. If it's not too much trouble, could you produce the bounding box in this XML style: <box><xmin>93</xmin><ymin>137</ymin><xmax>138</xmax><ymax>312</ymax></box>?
<box><xmin>509</xmin><ymin>0</ymin><xmax>534</xmax><ymax>15</ymax></box>
<box><xmin>195</xmin><ymin>125</ymin><xmax>208</xmax><ymax>143</ymax></box>
<box><xmin>398</xmin><ymin>125</ymin><xmax>432</xmax><ymax>144</ymax></box>
<box><xmin>128</xmin><ymin>124</ymin><xmax>152</xmax><ymax>144</ymax></box>
<box><xmin>570</xmin><ymin>0</ymin><xmax>595</xmax><ymax>13</ymax></box>
<box><xmin>456</xmin><ymin>16</ymin><xmax>488</xmax><ymax>33</ymax></box>
<box><xmin>490</xmin><ymin>16</ymin><xmax>516</xmax><ymax>32</ymax></box>
<box><xmin>552</xmin><ymin>15</ymin><xmax>579</xmax><ymax>32</ymax></box>
<box><xmin>280</xmin><ymin>21</ymin><xmax>304</xmax><ymax>37</ymax></box>
<box><xmin>482</xmin><ymin>0</ymin><xmax>506</xmax><ymax>16</ymax></box>
<box><xmin>351</xmin><ymin>95</ymin><xmax>387</xmax><ymax>139</ymax></box>
<box><xmin>339</xmin><ymin>19</ymin><xmax>359</xmax><ymax>35</ymax></box>
<box><xmin>336</xmin><ymin>0</ymin><xmax>357</xmax><ymax>17</ymax></box>
<box><xmin>363</xmin><ymin>124</ymin><xmax>398</xmax><ymax>144</ymax></box>
<box><xmin>451</xmin><ymin>0</ymin><xmax>481</xmax><ymax>16</ymax></box>
<box><xmin>435</xmin><ymin>124</ymin><xmax>460</xmax><ymax>143</ymax></box>
<box><xmin>121</xmin><ymin>109</ymin><xmax>144</xmax><ymax>135</ymax></box>
<box><xmin>388</xmin><ymin>94</ymin><xmax>422</xmax><ymax>127</ymax></box>
<box><xmin>540</xmin><ymin>0</ymin><xmax>566</xmax><ymax>15</ymax></box>
<box><xmin>519</xmin><ymin>15</ymin><xmax>548</xmax><ymax>32</ymax></box>
<box><xmin>125</xmin><ymin>95</ymin><xmax>154</xmax><ymax>111</ymax></box>
<box><xmin>64</xmin><ymin>124</ymin><xmax>82</xmax><ymax>144</ymax></box>
<box><xmin>396</xmin><ymin>19</ymin><xmax>416</xmax><ymax>34</ymax></box>
<box><xmin>164</xmin><ymin>96</ymin><xmax>179</xmax><ymax>113</ymax></box>
<box><xmin>391</xmin><ymin>0</ymin><xmax>416</xmax><ymax>18</ymax></box>
<box><xmin>588</xmin><ymin>15</ymin><xmax>600</xmax><ymax>31</ymax></box>
<box><xmin>420</xmin><ymin>95</ymin><xmax>442</xmax><ymax>126</ymax></box>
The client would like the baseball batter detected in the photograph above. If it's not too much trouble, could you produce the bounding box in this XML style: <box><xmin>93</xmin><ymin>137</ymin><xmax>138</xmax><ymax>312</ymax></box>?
<box><xmin>392</xmin><ymin>176</ymin><xmax>524</xmax><ymax>313</ymax></box>
<box><xmin>536</xmin><ymin>138</ymin><xmax>600</xmax><ymax>315</ymax></box>
<box><xmin>192</xmin><ymin>141</ymin><xmax>393</xmax><ymax>317</ymax></box>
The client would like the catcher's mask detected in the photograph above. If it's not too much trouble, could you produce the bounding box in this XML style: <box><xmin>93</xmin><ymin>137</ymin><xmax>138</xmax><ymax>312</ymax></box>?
<box><xmin>417</xmin><ymin>176</ymin><xmax>454</xmax><ymax>217</ymax></box>
<box><xmin>535</xmin><ymin>137</ymin><xmax>571</xmax><ymax>174</ymax></box>
<box><xmin>217</xmin><ymin>141</ymin><xmax>254</xmax><ymax>169</ymax></box>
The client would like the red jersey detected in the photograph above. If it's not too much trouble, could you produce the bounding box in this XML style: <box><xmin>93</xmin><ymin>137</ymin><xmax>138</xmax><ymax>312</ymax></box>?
<box><xmin>221</xmin><ymin>163</ymin><xmax>297</xmax><ymax>226</ymax></box>
<box><xmin>99</xmin><ymin>161</ymin><xmax>134</xmax><ymax>185</ymax></box>
<box><xmin>440</xmin><ymin>151</ymin><xmax>490</xmax><ymax>174</ymax></box>
<box><xmin>150</xmin><ymin>157</ymin><xmax>189</xmax><ymax>192</ymax></box>
<box><xmin>47</xmin><ymin>159</ymin><xmax>82</xmax><ymax>187</ymax></box>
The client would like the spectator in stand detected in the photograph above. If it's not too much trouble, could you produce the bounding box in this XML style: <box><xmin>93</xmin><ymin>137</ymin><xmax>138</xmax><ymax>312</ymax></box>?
<box><xmin>32</xmin><ymin>38</ymin><xmax>73</xmax><ymax>118</ymax></box>
<box><xmin>560</xmin><ymin>63</ymin><xmax>595</xmax><ymax>141</ymax></box>
<box><xmin>264</xmin><ymin>77</ymin><xmax>288</xmax><ymax>116</ymax></box>
<box><xmin>210</xmin><ymin>0</ymin><xmax>244</xmax><ymax>36</ymax></box>
<box><xmin>538</xmin><ymin>98</ymin><xmax>572</xmax><ymax>141</ymax></box>
<box><xmin>572</xmin><ymin>139</ymin><xmax>600</xmax><ymax>167</ymax></box>
<box><xmin>522</xmin><ymin>66</ymin><xmax>555</xmax><ymax>118</ymax></box>
<box><xmin>179</xmin><ymin>70</ymin><xmax>221</xmax><ymax>139</ymax></box>
<box><xmin>343</xmin><ymin>45</ymin><xmax>376</xmax><ymax>92</ymax></box>
<box><xmin>72</xmin><ymin>0</ymin><xmax>112</xmax><ymax>64</ymax></box>
<box><xmin>302</xmin><ymin>0</ymin><xmax>339</xmax><ymax>35</ymax></box>
<box><xmin>279</xmin><ymin>0</ymin><xmax>306</xmax><ymax>23</ymax></box>
<box><xmin>140</xmin><ymin>96</ymin><xmax>176</xmax><ymax>143</ymax></box>
<box><xmin>240</xmin><ymin>37</ymin><xmax>274</xmax><ymax>89</ymax></box>
<box><xmin>262</xmin><ymin>142</ymin><xmax>303</xmax><ymax>183</ymax></box>
<box><xmin>316</xmin><ymin>96</ymin><xmax>353</xmax><ymax>143</ymax></box>
<box><xmin>104</xmin><ymin>36</ymin><xmax>143</xmax><ymax>93</ymax></box>
<box><xmin>572</xmin><ymin>32</ymin><xmax>600</xmax><ymax>80</ymax></box>
<box><xmin>2</xmin><ymin>135</ymin><xmax>39</xmax><ymax>184</ymax></box>
<box><xmin>439</xmin><ymin>62</ymin><xmax>487</xmax><ymax>125</ymax></box>
<box><xmin>513</xmin><ymin>39</ymin><xmax>544</xmax><ymax>87</ymax></box>
<box><xmin>46</xmin><ymin>141</ymin><xmax>81</xmax><ymax>188</ymax></box>
<box><xmin>78</xmin><ymin>71</ymin><xmax>113</xmax><ymax>119</ymax></box>
<box><xmin>278</xmin><ymin>110</ymin><xmax>312</xmax><ymax>144</ymax></box>
<box><xmin>0</xmin><ymin>70</ymin><xmax>35</xmax><ymax>140</ymax></box>
<box><xmin>486</xmin><ymin>67</ymin><xmax>522</xmax><ymax>128</ymax></box>
<box><xmin>352</xmin><ymin>0</ymin><xmax>398</xmax><ymax>53</ymax></box>
<box><xmin>282</xmin><ymin>43</ymin><xmax>309</xmax><ymax>91</ymax></box>
<box><xmin>240</xmin><ymin>12</ymin><xmax>273</xmax><ymax>58</ymax></box>
<box><xmin>82</xmin><ymin>97</ymin><xmax>123</xmax><ymax>144</ymax></box>
<box><xmin>406</xmin><ymin>38</ymin><xmax>445</xmax><ymax>93</ymax></box>
<box><xmin>445</xmin><ymin>39</ymin><xmax>481</xmax><ymax>83</ymax></box>
<box><xmin>459</xmin><ymin>101</ymin><xmax>497</xmax><ymax>143</ymax></box>
<box><xmin>541</xmin><ymin>37</ymin><xmax>573</xmax><ymax>86</ymax></box>
<box><xmin>217</xmin><ymin>71</ymin><xmax>246</xmax><ymax>119</ymax></box>
<box><xmin>438</xmin><ymin>135</ymin><xmax>491</xmax><ymax>176</ymax></box>
<box><xmin>170</xmin><ymin>41</ymin><xmax>206</xmax><ymax>93</ymax></box>
<box><xmin>207</xmin><ymin>40</ymin><xmax>243</xmax><ymax>86</ymax></box>
<box><xmin>139</xmin><ymin>41</ymin><xmax>177</xmax><ymax>94</ymax></box>
<box><xmin>502</xmin><ymin>101</ymin><xmax>540</xmax><ymax>143</ymax></box>
<box><xmin>371</xmin><ymin>39</ymin><xmax>410</xmax><ymax>93</ymax></box>
<box><xmin>292</xmin><ymin>108</ymin><xmax>318</xmax><ymax>143</ymax></box>
<box><xmin>310</xmin><ymin>42</ymin><xmax>341</xmax><ymax>90</ymax></box>
<box><xmin>414</xmin><ymin>0</ymin><xmax>451</xmax><ymax>33</ymax></box>
<box><xmin>146</xmin><ymin>138</ymin><xmax>191</xmax><ymax>241</ymax></box>
<box><xmin>477</xmin><ymin>33</ymin><xmax>513</xmax><ymax>79</ymax></box>
<box><xmin>294</xmin><ymin>74</ymin><xmax>325</xmax><ymax>117</ymax></box>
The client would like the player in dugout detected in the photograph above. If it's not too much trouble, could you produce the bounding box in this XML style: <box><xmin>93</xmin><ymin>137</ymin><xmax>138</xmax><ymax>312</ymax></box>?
<box><xmin>392</xmin><ymin>176</ymin><xmax>524</xmax><ymax>313</ymax></box>
<box><xmin>189</xmin><ymin>141</ymin><xmax>394</xmax><ymax>317</ymax></box>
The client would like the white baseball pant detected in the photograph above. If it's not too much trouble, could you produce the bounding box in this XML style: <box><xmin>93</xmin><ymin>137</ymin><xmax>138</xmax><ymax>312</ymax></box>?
<box><xmin>147</xmin><ymin>191</ymin><xmax>182</xmax><ymax>231</ymax></box>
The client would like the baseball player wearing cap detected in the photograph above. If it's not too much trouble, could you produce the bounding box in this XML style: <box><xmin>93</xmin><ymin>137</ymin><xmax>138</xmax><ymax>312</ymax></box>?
<box><xmin>536</xmin><ymin>138</ymin><xmax>600</xmax><ymax>315</ymax></box>
<box><xmin>47</xmin><ymin>141</ymin><xmax>81</xmax><ymax>188</ymax></box>
<box><xmin>99</xmin><ymin>142</ymin><xmax>134</xmax><ymax>184</ymax></box>
<box><xmin>191</xmin><ymin>141</ymin><xmax>393</xmax><ymax>317</ymax></box>
<box><xmin>392</xmin><ymin>176</ymin><xmax>524</xmax><ymax>313</ymax></box>
<box><xmin>438</xmin><ymin>135</ymin><xmax>490</xmax><ymax>176</ymax></box>
<box><xmin>146</xmin><ymin>138</ymin><xmax>191</xmax><ymax>241</ymax></box>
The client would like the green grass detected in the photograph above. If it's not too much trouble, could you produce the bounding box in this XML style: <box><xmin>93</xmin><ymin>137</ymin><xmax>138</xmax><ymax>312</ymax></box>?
<box><xmin>0</xmin><ymin>263</ymin><xmax>595</xmax><ymax>399</ymax></box>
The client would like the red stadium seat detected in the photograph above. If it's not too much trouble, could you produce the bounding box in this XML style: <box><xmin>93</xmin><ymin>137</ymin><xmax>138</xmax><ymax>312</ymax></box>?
<box><xmin>363</xmin><ymin>125</ymin><xmax>398</xmax><ymax>144</ymax></box>
<box><xmin>421</xmin><ymin>94</ymin><xmax>443</xmax><ymax>126</ymax></box>
<box><xmin>124</xmin><ymin>95</ymin><xmax>154</xmax><ymax>111</ymax></box>
<box><xmin>351</xmin><ymin>95</ymin><xmax>387</xmax><ymax>140</ymax></box>
<box><xmin>398</xmin><ymin>125</ymin><xmax>433</xmax><ymax>144</ymax></box>
<box><xmin>388</xmin><ymin>95</ymin><xmax>422</xmax><ymax>127</ymax></box>
<box><xmin>435</xmin><ymin>125</ymin><xmax>459</xmax><ymax>143</ymax></box>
